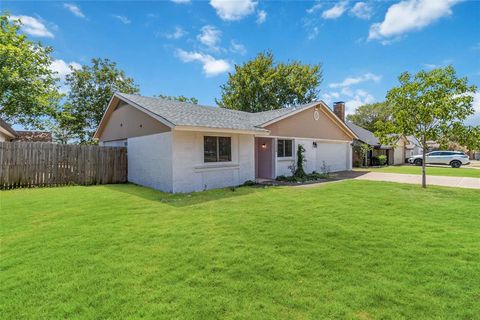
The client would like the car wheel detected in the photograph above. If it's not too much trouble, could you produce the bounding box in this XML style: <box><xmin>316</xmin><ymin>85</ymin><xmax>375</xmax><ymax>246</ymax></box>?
<box><xmin>450</xmin><ymin>160</ymin><xmax>461</xmax><ymax>168</ymax></box>
<box><xmin>414</xmin><ymin>159</ymin><xmax>422</xmax><ymax>166</ymax></box>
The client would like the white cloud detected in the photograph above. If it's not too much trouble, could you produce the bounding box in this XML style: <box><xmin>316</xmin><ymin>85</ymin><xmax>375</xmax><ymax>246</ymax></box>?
<box><xmin>49</xmin><ymin>59</ymin><xmax>81</xmax><ymax>93</ymax></box>
<box><xmin>465</xmin><ymin>91</ymin><xmax>480</xmax><ymax>125</ymax></box>
<box><xmin>197</xmin><ymin>25</ymin><xmax>222</xmax><ymax>51</ymax></box>
<box><xmin>171</xmin><ymin>0</ymin><xmax>191</xmax><ymax>3</ymax></box>
<box><xmin>63</xmin><ymin>3</ymin><xmax>86</xmax><ymax>19</ymax></box>
<box><xmin>472</xmin><ymin>91</ymin><xmax>480</xmax><ymax>113</ymax></box>
<box><xmin>176</xmin><ymin>49</ymin><xmax>231</xmax><ymax>77</ymax></box>
<box><xmin>350</xmin><ymin>2</ymin><xmax>373</xmax><ymax>20</ymax></box>
<box><xmin>422</xmin><ymin>63</ymin><xmax>439</xmax><ymax>69</ymax></box>
<box><xmin>322</xmin><ymin>1</ymin><xmax>348</xmax><ymax>19</ymax></box>
<box><xmin>368</xmin><ymin>0</ymin><xmax>461</xmax><ymax>41</ymax></box>
<box><xmin>323</xmin><ymin>89</ymin><xmax>376</xmax><ymax>114</ymax></box>
<box><xmin>322</xmin><ymin>92</ymin><xmax>341</xmax><ymax>105</ymax></box>
<box><xmin>165</xmin><ymin>26</ymin><xmax>187</xmax><ymax>39</ymax></box>
<box><xmin>256</xmin><ymin>10</ymin><xmax>267</xmax><ymax>24</ymax></box>
<box><xmin>422</xmin><ymin>58</ymin><xmax>454</xmax><ymax>70</ymax></box>
<box><xmin>345</xmin><ymin>89</ymin><xmax>376</xmax><ymax>114</ymax></box>
<box><xmin>325</xmin><ymin>72</ymin><xmax>380</xmax><ymax>113</ymax></box>
<box><xmin>230</xmin><ymin>40</ymin><xmax>246</xmax><ymax>55</ymax></box>
<box><xmin>210</xmin><ymin>0</ymin><xmax>257</xmax><ymax>21</ymax></box>
<box><xmin>9</xmin><ymin>15</ymin><xmax>54</xmax><ymax>38</ymax></box>
<box><xmin>113</xmin><ymin>15</ymin><xmax>131</xmax><ymax>24</ymax></box>
<box><xmin>329</xmin><ymin>73</ymin><xmax>381</xmax><ymax>88</ymax></box>
<box><xmin>50</xmin><ymin>59</ymin><xmax>81</xmax><ymax>79</ymax></box>
<box><xmin>308</xmin><ymin>26</ymin><xmax>319</xmax><ymax>40</ymax></box>
<box><xmin>307</xmin><ymin>2</ymin><xmax>323</xmax><ymax>14</ymax></box>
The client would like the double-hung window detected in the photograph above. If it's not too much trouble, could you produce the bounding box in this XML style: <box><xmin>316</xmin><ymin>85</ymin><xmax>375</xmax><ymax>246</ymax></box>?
<box><xmin>277</xmin><ymin>139</ymin><xmax>293</xmax><ymax>158</ymax></box>
<box><xmin>204</xmin><ymin>136</ymin><xmax>231</xmax><ymax>162</ymax></box>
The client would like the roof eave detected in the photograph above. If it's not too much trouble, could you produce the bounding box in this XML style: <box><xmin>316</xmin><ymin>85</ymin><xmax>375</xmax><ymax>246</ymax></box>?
<box><xmin>174</xmin><ymin>125</ymin><xmax>269</xmax><ymax>135</ymax></box>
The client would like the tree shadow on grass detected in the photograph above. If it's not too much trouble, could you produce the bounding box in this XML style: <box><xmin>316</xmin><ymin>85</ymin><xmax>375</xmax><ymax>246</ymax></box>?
<box><xmin>103</xmin><ymin>183</ymin><xmax>260</xmax><ymax>207</ymax></box>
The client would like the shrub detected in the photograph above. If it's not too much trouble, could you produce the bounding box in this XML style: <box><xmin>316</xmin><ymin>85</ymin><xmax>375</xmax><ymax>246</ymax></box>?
<box><xmin>308</xmin><ymin>172</ymin><xmax>328</xmax><ymax>180</ymax></box>
<box><xmin>294</xmin><ymin>144</ymin><xmax>306</xmax><ymax>177</ymax></box>
<box><xmin>377</xmin><ymin>155</ymin><xmax>387</xmax><ymax>166</ymax></box>
<box><xmin>242</xmin><ymin>180</ymin><xmax>256</xmax><ymax>186</ymax></box>
<box><xmin>276</xmin><ymin>171</ymin><xmax>329</xmax><ymax>183</ymax></box>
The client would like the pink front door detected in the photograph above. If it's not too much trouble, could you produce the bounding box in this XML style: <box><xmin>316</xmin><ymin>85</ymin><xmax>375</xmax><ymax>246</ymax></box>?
<box><xmin>255</xmin><ymin>138</ymin><xmax>274</xmax><ymax>179</ymax></box>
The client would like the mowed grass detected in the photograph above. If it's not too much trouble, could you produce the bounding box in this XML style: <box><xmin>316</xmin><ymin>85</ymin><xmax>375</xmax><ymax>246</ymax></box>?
<box><xmin>1</xmin><ymin>182</ymin><xmax>480</xmax><ymax>319</ymax></box>
<box><xmin>354</xmin><ymin>165</ymin><xmax>480</xmax><ymax>178</ymax></box>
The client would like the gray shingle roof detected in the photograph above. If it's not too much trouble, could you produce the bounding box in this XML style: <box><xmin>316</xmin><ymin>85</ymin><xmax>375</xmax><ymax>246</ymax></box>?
<box><xmin>345</xmin><ymin>121</ymin><xmax>381</xmax><ymax>146</ymax></box>
<box><xmin>116</xmin><ymin>93</ymin><xmax>319</xmax><ymax>132</ymax></box>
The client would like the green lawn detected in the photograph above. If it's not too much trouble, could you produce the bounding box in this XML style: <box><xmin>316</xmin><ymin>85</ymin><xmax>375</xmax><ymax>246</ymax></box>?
<box><xmin>354</xmin><ymin>165</ymin><xmax>480</xmax><ymax>178</ymax></box>
<box><xmin>1</xmin><ymin>182</ymin><xmax>479</xmax><ymax>319</ymax></box>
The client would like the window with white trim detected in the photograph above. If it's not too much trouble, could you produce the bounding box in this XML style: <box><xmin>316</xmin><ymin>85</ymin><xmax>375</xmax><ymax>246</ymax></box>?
<box><xmin>277</xmin><ymin>139</ymin><xmax>293</xmax><ymax>157</ymax></box>
<box><xmin>204</xmin><ymin>136</ymin><xmax>231</xmax><ymax>162</ymax></box>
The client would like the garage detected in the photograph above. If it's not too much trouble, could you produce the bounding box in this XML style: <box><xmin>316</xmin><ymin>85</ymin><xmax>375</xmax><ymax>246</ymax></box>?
<box><xmin>316</xmin><ymin>142</ymin><xmax>351</xmax><ymax>172</ymax></box>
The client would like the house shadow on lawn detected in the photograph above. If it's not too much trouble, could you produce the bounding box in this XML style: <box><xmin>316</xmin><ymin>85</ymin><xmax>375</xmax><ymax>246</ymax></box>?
<box><xmin>104</xmin><ymin>183</ymin><xmax>259</xmax><ymax>207</ymax></box>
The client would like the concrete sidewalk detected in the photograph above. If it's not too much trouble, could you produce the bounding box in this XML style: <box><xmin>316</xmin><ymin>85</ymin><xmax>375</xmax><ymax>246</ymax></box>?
<box><xmin>354</xmin><ymin>172</ymin><xmax>480</xmax><ymax>189</ymax></box>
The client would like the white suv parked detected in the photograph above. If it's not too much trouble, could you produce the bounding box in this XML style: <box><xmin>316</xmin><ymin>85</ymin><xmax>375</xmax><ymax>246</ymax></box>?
<box><xmin>408</xmin><ymin>151</ymin><xmax>470</xmax><ymax>168</ymax></box>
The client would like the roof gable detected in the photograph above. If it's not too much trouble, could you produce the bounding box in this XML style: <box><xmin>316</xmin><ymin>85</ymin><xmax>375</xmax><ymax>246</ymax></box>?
<box><xmin>263</xmin><ymin>104</ymin><xmax>357</xmax><ymax>141</ymax></box>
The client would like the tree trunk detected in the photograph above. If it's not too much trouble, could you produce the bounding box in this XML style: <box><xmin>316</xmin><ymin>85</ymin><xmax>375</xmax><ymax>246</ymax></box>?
<box><xmin>422</xmin><ymin>140</ymin><xmax>427</xmax><ymax>188</ymax></box>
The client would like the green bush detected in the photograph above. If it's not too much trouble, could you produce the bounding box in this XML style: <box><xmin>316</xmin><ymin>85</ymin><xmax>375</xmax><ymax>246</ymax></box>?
<box><xmin>276</xmin><ymin>171</ymin><xmax>328</xmax><ymax>183</ymax></box>
<box><xmin>377</xmin><ymin>155</ymin><xmax>387</xmax><ymax>166</ymax></box>
<box><xmin>242</xmin><ymin>180</ymin><xmax>256</xmax><ymax>186</ymax></box>
<box><xmin>294</xmin><ymin>144</ymin><xmax>306</xmax><ymax>178</ymax></box>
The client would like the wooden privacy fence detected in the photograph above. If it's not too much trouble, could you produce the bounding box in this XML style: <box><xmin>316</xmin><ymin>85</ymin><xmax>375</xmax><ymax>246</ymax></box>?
<box><xmin>0</xmin><ymin>142</ymin><xmax>127</xmax><ymax>189</ymax></box>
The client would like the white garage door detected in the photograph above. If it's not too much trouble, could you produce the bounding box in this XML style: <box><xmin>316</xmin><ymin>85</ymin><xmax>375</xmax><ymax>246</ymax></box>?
<box><xmin>316</xmin><ymin>142</ymin><xmax>349</xmax><ymax>172</ymax></box>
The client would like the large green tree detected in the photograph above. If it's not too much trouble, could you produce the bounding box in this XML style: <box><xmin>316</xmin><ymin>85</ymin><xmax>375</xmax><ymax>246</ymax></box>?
<box><xmin>346</xmin><ymin>102</ymin><xmax>391</xmax><ymax>132</ymax></box>
<box><xmin>65</xmin><ymin>58</ymin><xmax>139</xmax><ymax>143</ymax></box>
<box><xmin>0</xmin><ymin>13</ymin><xmax>61</xmax><ymax>128</ymax></box>
<box><xmin>449</xmin><ymin>124</ymin><xmax>480</xmax><ymax>152</ymax></box>
<box><xmin>376</xmin><ymin>66</ymin><xmax>477</xmax><ymax>188</ymax></box>
<box><xmin>217</xmin><ymin>52</ymin><xmax>322</xmax><ymax>112</ymax></box>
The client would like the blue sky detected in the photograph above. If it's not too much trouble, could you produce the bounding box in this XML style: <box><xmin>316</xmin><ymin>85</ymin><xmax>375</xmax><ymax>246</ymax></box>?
<box><xmin>4</xmin><ymin>0</ymin><xmax>480</xmax><ymax>124</ymax></box>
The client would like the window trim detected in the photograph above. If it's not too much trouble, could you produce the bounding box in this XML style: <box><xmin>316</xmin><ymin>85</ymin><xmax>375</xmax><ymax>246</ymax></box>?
<box><xmin>203</xmin><ymin>136</ymin><xmax>232</xmax><ymax>163</ymax></box>
<box><xmin>277</xmin><ymin>139</ymin><xmax>294</xmax><ymax>158</ymax></box>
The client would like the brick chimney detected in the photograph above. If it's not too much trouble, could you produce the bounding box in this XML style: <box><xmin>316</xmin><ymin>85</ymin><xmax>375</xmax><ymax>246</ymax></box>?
<box><xmin>333</xmin><ymin>101</ymin><xmax>345</xmax><ymax>122</ymax></box>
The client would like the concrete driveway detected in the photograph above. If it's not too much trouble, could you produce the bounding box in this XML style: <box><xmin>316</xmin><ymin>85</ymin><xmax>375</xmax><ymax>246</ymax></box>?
<box><xmin>354</xmin><ymin>172</ymin><xmax>480</xmax><ymax>189</ymax></box>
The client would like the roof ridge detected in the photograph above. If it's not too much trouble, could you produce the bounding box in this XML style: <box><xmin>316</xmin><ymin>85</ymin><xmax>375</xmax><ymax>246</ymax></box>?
<box><xmin>116</xmin><ymin>92</ymin><xmax>253</xmax><ymax>116</ymax></box>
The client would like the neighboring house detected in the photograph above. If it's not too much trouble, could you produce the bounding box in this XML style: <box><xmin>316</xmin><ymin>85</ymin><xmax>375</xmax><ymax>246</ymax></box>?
<box><xmin>94</xmin><ymin>93</ymin><xmax>358</xmax><ymax>193</ymax></box>
<box><xmin>13</xmin><ymin>131</ymin><xmax>53</xmax><ymax>142</ymax></box>
<box><xmin>0</xmin><ymin>118</ymin><xmax>53</xmax><ymax>143</ymax></box>
<box><xmin>331</xmin><ymin>105</ymin><xmax>407</xmax><ymax>166</ymax></box>
<box><xmin>0</xmin><ymin>118</ymin><xmax>18</xmax><ymax>142</ymax></box>
<box><xmin>405</xmin><ymin>136</ymin><xmax>422</xmax><ymax>158</ymax></box>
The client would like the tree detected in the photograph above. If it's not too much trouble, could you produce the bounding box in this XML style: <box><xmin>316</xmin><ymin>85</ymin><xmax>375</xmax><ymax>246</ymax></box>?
<box><xmin>65</xmin><ymin>58</ymin><xmax>139</xmax><ymax>143</ymax></box>
<box><xmin>346</xmin><ymin>102</ymin><xmax>391</xmax><ymax>132</ymax></box>
<box><xmin>376</xmin><ymin>66</ymin><xmax>477</xmax><ymax>188</ymax></box>
<box><xmin>46</xmin><ymin>104</ymin><xmax>77</xmax><ymax>144</ymax></box>
<box><xmin>449</xmin><ymin>124</ymin><xmax>480</xmax><ymax>152</ymax></box>
<box><xmin>352</xmin><ymin>142</ymin><xmax>373</xmax><ymax>167</ymax></box>
<box><xmin>0</xmin><ymin>14</ymin><xmax>61</xmax><ymax>128</ymax></box>
<box><xmin>217</xmin><ymin>52</ymin><xmax>322</xmax><ymax>112</ymax></box>
<box><xmin>155</xmin><ymin>94</ymin><xmax>198</xmax><ymax>104</ymax></box>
